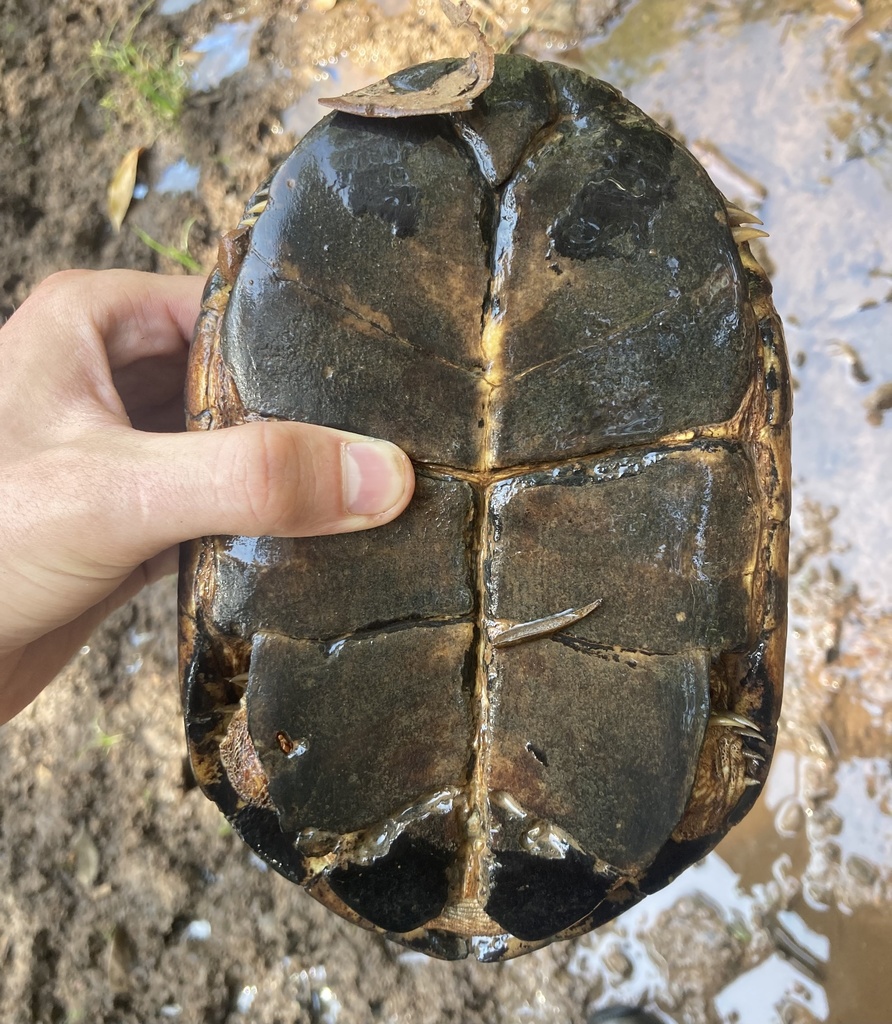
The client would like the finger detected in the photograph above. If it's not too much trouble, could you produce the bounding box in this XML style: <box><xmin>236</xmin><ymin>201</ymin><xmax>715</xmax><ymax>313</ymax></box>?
<box><xmin>1</xmin><ymin>270</ymin><xmax>205</xmax><ymax>448</ymax></box>
<box><xmin>4</xmin><ymin>269</ymin><xmax>204</xmax><ymax>372</ymax></box>
<box><xmin>64</xmin><ymin>269</ymin><xmax>204</xmax><ymax>368</ymax></box>
<box><xmin>89</xmin><ymin>270</ymin><xmax>205</xmax><ymax>369</ymax></box>
<box><xmin>88</xmin><ymin>421</ymin><xmax>415</xmax><ymax>567</ymax></box>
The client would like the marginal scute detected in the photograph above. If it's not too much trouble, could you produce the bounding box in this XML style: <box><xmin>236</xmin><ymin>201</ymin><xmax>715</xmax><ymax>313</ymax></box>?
<box><xmin>179</xmin><ymin>52</ymin><xmax>791</xmax><ymax>962</ymax></box>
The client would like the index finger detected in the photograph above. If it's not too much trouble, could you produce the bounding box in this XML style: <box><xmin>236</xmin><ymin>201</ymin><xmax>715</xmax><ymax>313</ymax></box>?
<box><xmin>5</xmin><ymin>269</ymin><xmax>206</xmax><ymax>371</ymax></box>
<box><xmin>72</xmin><ymin>269</ymin><xmax>206</xmax><ymax>370</ymax></box>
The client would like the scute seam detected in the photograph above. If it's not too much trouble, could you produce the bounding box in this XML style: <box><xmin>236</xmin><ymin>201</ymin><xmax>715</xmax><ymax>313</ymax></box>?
<box><xmin>249</xmin><ymin>245</ymin><xmax>484</xmax><ymax>380</ymax></box>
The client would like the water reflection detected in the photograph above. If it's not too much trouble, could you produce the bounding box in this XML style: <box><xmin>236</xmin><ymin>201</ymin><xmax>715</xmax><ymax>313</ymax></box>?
<box><xmin>566</xmin><ymin>853</ymin><xmax>828</xmax><ymax>1020</ymax></box>
<box><xmin>824</xmin><ymin>757</ymin><xmax>892</xmax><ymax>871</ymax></box>
<box><xmin>190</xmin><ymin>19</ymin><xmax>263</xmax><ymax>93</ymax></box>
<box><xmin>715</xmin><ymin>953</ymin><xmax>829</xmax><ymax>1023</ymax></box>
<box><xmin>282</xmin><ymin>58</ymin><xmax>379</xmax><ymax>139</ymax></box>
<box><xmin>158</xmin><ymin>0</ymin><xmax>201</xmax><ymax>12</ymax></box>
<box><xmin>156</xmin><ymin>158</ymin><xmax>201</xmax><ymax>194</ymax></box>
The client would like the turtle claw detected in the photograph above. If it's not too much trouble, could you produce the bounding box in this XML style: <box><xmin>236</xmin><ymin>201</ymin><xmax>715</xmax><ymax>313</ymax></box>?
<box><xmin>490</xmin><ymin>599</ymin><xmax>602</xmax><ymax>648</ymax></box>
<box><xmin>238</xmin><ymin>192</ymin><xmax>270</xmax><ymax>230</ymax></box>
<box><xmin>732</xmin><ymin>225</ymin><xmax>770</xmax><ymax>245</ymax></box>
<box><xmin>725</xmin><ymin>201</ymin><xmax>764</xmax><ymax>226</ymax></box>
<box><xmin>710</xmin><ymin>711</ymin><xmax>765</xmax><ymax>742</ymax></box>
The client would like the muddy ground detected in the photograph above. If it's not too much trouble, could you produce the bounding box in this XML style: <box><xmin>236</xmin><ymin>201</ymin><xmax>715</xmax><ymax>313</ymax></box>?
<box><xmin>1</xmin><ymin>0</ymin><xmax>891</xmax><ymax>1022</ymax></box>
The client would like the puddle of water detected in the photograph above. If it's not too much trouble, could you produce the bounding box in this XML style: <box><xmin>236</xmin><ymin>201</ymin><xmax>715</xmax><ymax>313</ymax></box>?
<box><xmin>775</xmin><ymin>907</ymin><xmax>831</xmax><ymax>965</ymax></box>
<box><xmin>716</xmin><ymin>953</ymin><xmax>829</xmax><ymax>1023</ymax></box>
<box><xmin>825</xmin><ymin>757</ymin><xmax>892</xmax><ymax>871</ymax></box>
<box><xmin>190</xmin><ymin>18</ymin><xmax>263</xmax><ymax>93</ymax></box>
<box><xmin>763</xmin><ymin>747</ymin><xmax>799</xmax><ymax>810</ymax></box>
<box><xmin>282</xmin><ymin>57</ymin><xmax>380</xmax><ymax>139</ymax></box>
<box><xmin>155</xmin><ymin>158</ymin><xmax>201</xmax><ymax>194</ymax></box>
<box><xmin>569</xmin><ymin>851</ymin><xmax>821</xmax><ymax>1020</ymax></box>
<box><xmin>158</xmin><ymin>0</ymin><xmax>201</xmax><ymax>13</ymax></box>
<box><xmin>804</xmin><ymin>902</ymin><xmax>892</xmax><ymax>1022</ymax></box>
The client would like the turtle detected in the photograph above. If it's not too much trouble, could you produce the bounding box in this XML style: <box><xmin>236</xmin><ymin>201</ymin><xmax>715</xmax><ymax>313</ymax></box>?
<box><xmin>179</xmin><ymin>52</ymin><xmax>791</xmax><ymax>963</ymax></box>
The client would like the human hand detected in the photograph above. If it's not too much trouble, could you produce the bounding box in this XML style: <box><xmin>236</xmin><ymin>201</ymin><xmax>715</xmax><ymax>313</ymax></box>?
<box><xmin>0</xmin><ymin>270</ymin><xmax>414</xmax><ymax>724</ymax></box>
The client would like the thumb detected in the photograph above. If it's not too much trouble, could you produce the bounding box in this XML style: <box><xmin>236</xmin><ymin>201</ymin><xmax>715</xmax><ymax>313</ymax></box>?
<box><xmin>113</xmin><ymin>420</ymin><xmax>415</xmax><ymax>564</ymax></box>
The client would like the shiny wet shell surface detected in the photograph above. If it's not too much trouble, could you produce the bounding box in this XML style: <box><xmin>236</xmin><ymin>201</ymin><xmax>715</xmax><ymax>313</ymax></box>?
<box><xmin>179</xmin><ymin>53</ymin><xmax>791</xmax><ymax>962</ymax></box>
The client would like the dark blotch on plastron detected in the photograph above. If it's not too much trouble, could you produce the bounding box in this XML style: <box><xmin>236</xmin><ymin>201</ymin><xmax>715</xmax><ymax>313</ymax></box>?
<box><xmin>327</xmin><ymin>832</ymin><xmax>450</xmax><ymax>932</ymax></box>
<box><xmin>333</xmin><ymin>117</ymin><xmax>423</xmax><ymax>238</ymax></box>
<box><xmin>485</xmin><ymin>848</ymin><xmax>612</xmax><ymax>941</ymax></box>
<box><xmin>550</xmin><ymin>126</ymin><xmax>676</xmax><ymax>261</ymax></box>
<box><xmin>636</xmin><ymin>831</ymin><xmax>718</xmax><ymax>896</ymax></box>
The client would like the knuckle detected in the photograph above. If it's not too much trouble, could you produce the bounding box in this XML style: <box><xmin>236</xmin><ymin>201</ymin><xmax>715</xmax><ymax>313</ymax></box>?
<box><xmin>221</xmin><ymin>423</ymin><xmax>314</xmax><ymax>534</ymax></box>
<box><xmin>31</xmin><ymin>269</ymin><xmax>94</xmax><ymax>307</ymax></box>
<box><xmin>18</xmin><ymin>271</ymin><xmax>97</xmax><ymax>344</ymax></box>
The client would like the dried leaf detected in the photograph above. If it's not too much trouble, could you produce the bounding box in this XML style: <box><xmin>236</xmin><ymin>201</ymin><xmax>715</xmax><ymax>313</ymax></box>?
<box><xmin>107</xmin><ymin>922</ymin><xmax>138</xmax><ymax>994</ymax></box>
<box><xmin>107</xmin><ymin>145</ymin><xmax>143</xmax><ymax>232</ymax></box>
<box><xmin>319</xmin><ymin>0</ymin><xmax>495</xmax><ymax>118</ymax></box>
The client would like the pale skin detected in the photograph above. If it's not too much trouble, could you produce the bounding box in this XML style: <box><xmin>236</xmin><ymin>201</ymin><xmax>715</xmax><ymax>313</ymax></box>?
<box><xmin>0</xmin><ymin>269</ymin><xmax>415</xmax><ymax>725</ymax></box>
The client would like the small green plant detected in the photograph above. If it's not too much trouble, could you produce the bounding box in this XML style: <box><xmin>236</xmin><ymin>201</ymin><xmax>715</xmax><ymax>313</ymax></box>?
<box><xmin>133</xmin><ymin>218</ymin><xmax>202</xmax><ymax>273</ymax></box>
<box><xmin>91</xmin><ymin>720</ymin><xmax>124</xmax><ymax>753</ymax></box>
<box><xmin>88</xmin><ymin>3</ymin><xmax>187</xmax><ymax>125</ymax></box>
